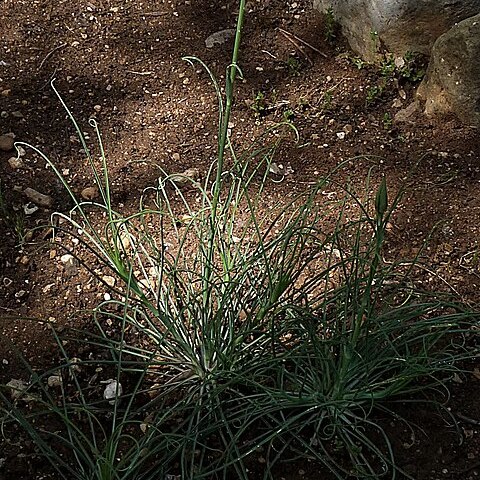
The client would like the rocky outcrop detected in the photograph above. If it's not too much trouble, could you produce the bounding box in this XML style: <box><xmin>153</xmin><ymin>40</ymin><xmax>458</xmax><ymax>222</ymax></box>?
<box><xmin>417</xmin><ymin>13</ymin><xmax>480</xmax><ymax>128</ymax></box>
<box><xmin>314</xmin><ymin>0</ymin><xmax>480</xmax><ymax>61</ymax></box>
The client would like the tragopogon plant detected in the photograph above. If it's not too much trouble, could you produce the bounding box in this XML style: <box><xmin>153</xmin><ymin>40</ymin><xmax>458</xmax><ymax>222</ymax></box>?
<box><xmin>1</xmin><ymin>1</ymin><xmax>478</xmax><ymax>479</ymax></box>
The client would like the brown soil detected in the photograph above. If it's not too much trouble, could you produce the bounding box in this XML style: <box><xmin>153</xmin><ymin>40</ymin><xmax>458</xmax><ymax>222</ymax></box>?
<box><xmin>0</xmin><ymin>0</ymin><xmax>479</xmax><ymax>479</ymax></box>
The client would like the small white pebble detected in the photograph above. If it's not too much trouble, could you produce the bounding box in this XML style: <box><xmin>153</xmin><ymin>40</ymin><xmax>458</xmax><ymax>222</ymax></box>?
<box><xmin>103</xmin><ymin>276</ymin><xmax>116</xmax><ymax>288</ymax></box>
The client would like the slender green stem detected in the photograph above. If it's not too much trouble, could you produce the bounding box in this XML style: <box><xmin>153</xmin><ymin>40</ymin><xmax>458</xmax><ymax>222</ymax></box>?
<box><xmin>202</xmin><ymin>0</ymin><xmax>246</xmax><ymax>319</ymax></box>
<box><xmin>211</xmin><ymin>0</ymin><xmax>246</xmax><ymax>217</ymax></box>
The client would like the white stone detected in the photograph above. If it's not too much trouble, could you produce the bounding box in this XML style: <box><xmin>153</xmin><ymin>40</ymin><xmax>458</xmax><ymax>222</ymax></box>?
<box><xmin>61</xmin><ymin>254</ymin><xmax>77</xmax><ymax>276</ymax></box>
<box><xmin>103</xmin><ymin>380</ymin><xmax>123</xmax><ymax>405</ymax></box>
<box><xmin>103</xmin><ymin>275</ymin><xmax>115</xmax><ymax>287</ymax></box>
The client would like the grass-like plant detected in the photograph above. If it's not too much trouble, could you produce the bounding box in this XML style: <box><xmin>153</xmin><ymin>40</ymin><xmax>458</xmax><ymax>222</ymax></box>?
<box><xmin>1</xmin><ymin>1</ymin><xmax>478</xmax><ymax>479</ymax></box>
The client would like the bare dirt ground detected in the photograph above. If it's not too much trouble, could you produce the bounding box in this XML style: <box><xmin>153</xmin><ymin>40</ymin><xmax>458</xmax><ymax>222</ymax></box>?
<box><xmin>1</xmin><ymin>0</ymin><xmax>480</xmax><ymax>478</ymax></box>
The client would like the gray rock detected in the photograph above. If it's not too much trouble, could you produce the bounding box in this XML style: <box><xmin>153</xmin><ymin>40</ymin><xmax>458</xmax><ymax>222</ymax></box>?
<box><xmin>102</xmin><ymin>275</ymin><xmax>116</xmax><ymax>288</ymax></box>
<box><xmin>24</xmin><ymin>187</ymin><xmax>53</xmax><ymax>208</ymax></box>
<box><xmin>23</xmin><ymin>203</ymin><xmax>38</xmax><ymax>215</ymax></box>
<box><xmin>417</xmin><ymin>13</ymin><xmax>480</xmax><ymax>128</ymax></box>
<box><xmin>6</xmin><ymin>379</ymin><xmax>36</xmax><ymax>402</ymax></box>
<box><xmin>205</xmin><ymin>29</ymin><xmax>236</xmax><ymax>49</ymax></box>
<box><xmin>314</xmin><ymin>0</ymin><xmax>480</xmax><ymax>61</ymax></box>
<box><xmin>394</xmin><ymin>100</ymin><xmax>419</xmax><ymax>123</ymax></box>
<box><xmin>23</xmin><ymin>202</ymin><xmax>38</xmax><ymax>215</ymax></box>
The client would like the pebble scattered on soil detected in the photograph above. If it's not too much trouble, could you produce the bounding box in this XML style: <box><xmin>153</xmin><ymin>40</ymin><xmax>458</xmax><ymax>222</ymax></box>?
<box><xmin>169</xmin><ymin>167</ymin><xmax>200</xmax><ymax>186</ymax></box>
<box><xmin>8</xmin><ymin>156</ymin><xmax>23</xmax><ymax>169</ymax></box>
<box><xmin>60</xmin><ymin>254</ymin><xmax>77</xmax><ymax>276</ymax></box>
<box><xmin>0</xmin><ymin>134</ymin><xmax>14</xmax><ymax>151</ymax></box>
<box><xmin>102</xmin><ymin>275</ymin><xmax>115</xmax><ymax>287</ymax></box>
<box><xmin>47</xmin><ymin>375</ymin><xmax>63</xmax><ymax>388</ymax></box>
<box><xmin>81</xmin><ymin>186</ymin><xmax>99</xmax><ymax>200</ymax></box>
<box><xmin>103</xmin><ymin>379</ymin><xmax>123</xmax><ymax>405</ymax></box>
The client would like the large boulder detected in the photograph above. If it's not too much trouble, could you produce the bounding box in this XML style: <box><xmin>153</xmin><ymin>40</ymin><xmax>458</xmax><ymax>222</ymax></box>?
<box><xmin>417</xmin><ymin>14</ymin><xmax>480</xmax><ymax>128</ymax></box>
<box><xmin>314</xmin><ymin>0</ymin><xmax>480</xmax><ymax>61</ymax></box>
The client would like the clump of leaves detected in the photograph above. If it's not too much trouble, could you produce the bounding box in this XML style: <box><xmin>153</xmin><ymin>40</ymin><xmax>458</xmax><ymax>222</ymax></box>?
<box><xmin>379</xmin><ymin>56</ymin><xmax>396</xmax><ymax>78</ymax></box>
<box><xmin>397</xmin><ymin>51</ymin><xmax>426</xmax><ymax>82</ymax></box>
<box><xmin>350</xmin><ymin>55</ymin><xmax>367</xmax><ymax>69</ymax></box>
<box><xmin>382</xmin><ymin>112</ymin><xmax>393</xmax><ymax>129</ymax></box>
<box><xmin>366</xmin><ymin>50</ymin><xmax>425</xmax><ymax>106</ymax></box>
<box><xmin>1</xmin><ymin>2</ymin><xmax>479</xmax><ymax>480</ymax></box>
<box><xmin>286</xmin><ymin>55</ymin><xmax>302</xmax><ymax>76</ymax></box>
<box><xmin>366</xmin><ymin>84</ymin><xmax>383</xmax><ymax>105</ymax></box>
<box><xmin>250</xmin><ymin>90</ymin><xmax>267</xmax><ymax>117</ymax></box>
<box><xmin>370</xmin><ymin>30</ymin><xmax>380</xmax><ymax>53</ymax></box>
<box><xmin>321</xmin><ymin>90</ymin><xmax>333</xmax><ymax>110</ymax></box>
<box><xmin>282</xmin><ymin>108</ymin><xmax>295</xmax><ymax>122</ymax></box>
<box><xmin>380</xmin><ymin>52</ymin><xmax>426</xmax><ymax>83</ymax></box>
<box><xmin>324</xmin><ymin>7</ymin><xmax>338</xmax><ymax>44</ymax></box>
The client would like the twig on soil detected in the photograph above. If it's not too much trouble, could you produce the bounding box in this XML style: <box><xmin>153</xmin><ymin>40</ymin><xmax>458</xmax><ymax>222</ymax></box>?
<box><xmin>457</xmin><ymin>462</ymin><xmax>480</xmax><ymax>474</ymax></box>
<box><xmin>297</xmin><ymin>75</ymin><xmax>350</xmax><ymax>109</ymax></box>
<box><xmin>39</xmin><ymin>226</ymin><xmax>55</xmax><ymax>240</ymax></box>
<box><xmin>38</xmin><ymin>43</ymin><xmax>68</xmax><ymax>71</ymax></box>
<box><xmin>0</xmin><ymin>305</ymin><xmax>17</xmax><ymax>312</ymax></box>
<box><xmin>316</xmin><ymin>76</ymin><xmax>350</xmax><ymax>103</ymax></box>
<box><xmin>138</xmin><ymin>11</ymin><xmax>168</xmax><ymax>16</ymax></box>
<box><xmin>278</xmin><ymin>29</ymin><xmax>313</xmax><ymax>66</ymax></box>
<box><xmin>382</xmin><ymin>257</ymin><xmax>463</xmax><ymax>299</ymax></box>
<box><xmin>39</xmin><ymin>69</ymin><xmax>58</xmax><ymax>91</ymax></box>
<box><xmin>455</xmin><ymin>412</ymin><xmax>480</xmax><ymax>426</ymax></box>
<box><xmin>126</xmin><ymin>70</ymin><xmax>154</xmax><ymax>75</ymax></box>
<box><xmin>278</xmin><ymin>28</ymin><xmax>328</xmax><ymax>58</ymax></box>
<box><xmin>262</xmin><ymin>50</ymin><xmax>278</xmax><ymax>59</ymax></box>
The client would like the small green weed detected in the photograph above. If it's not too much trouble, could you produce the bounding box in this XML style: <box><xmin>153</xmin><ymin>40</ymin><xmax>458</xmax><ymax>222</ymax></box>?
<box><xmin>324</xmin><ymin>7</ymin><xmax>338</xmax><ymax>44</ymax></box>
<box><xmin>398</xmin><ymin>51</ymin><xmax>426</xmax><ymax>82</ymax></box>
<box><xmin>286</xmin><ymin>55</ymin><xmax>302</xmax><ymax>76</ymax></box>
<box><xmin>350</xmin><ymin>55</ymin><xmax>367</xmax><ymax>69</ymax></box>
<box><xmin>365</xmin><ymin>51</ymin><xmax>425</xmax><ymax>106</ymax></box>
<box><xmin>321</xmin><ymin>89</ymin><xmax>333</xmax><ymax>110</ymax></box>
<box><xmin>379</xmin><ymin>56</ymin><xmax>396</xmax><ymax>77</ymax></box>
<box><xmin>2</xmin><ymin>1</ymin><xmax>478</xmax><ymax>480</ymax></box>
<box><xmin>298</xmin><ymin>96</ymin><xmax>310</xmax><ymax>110</ymax></box>
<box><xmin>380</xmin><ymin>53</ymin><xmax>426</xmax><ymax>83</ymax></box>
<box><xmin>282</xmin><ymin>108</ymin><xmax>295</xmax><ymax>122</ymax></box>
<box><xmin>250</xmin><ymin>90</ymin><xmax>267</xmax><ymax>116</ymax></box>
<box><xmin>383</xmin><ymin>112</ymin><xmax>393</xmax><ymax>129</ymax></box>
<box><xmin>370</xmin><ymin>30</ymin><xmax>379</xmax><ymax>53</ymax></box>
<box><xmin>366</xmin><ymin>84</ymin><xmax>383</xmax><ymax>104</ymax></box>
